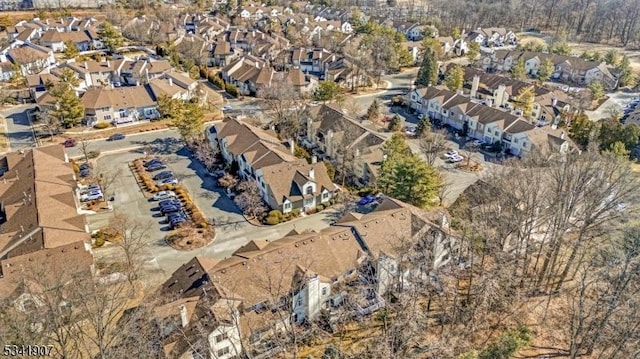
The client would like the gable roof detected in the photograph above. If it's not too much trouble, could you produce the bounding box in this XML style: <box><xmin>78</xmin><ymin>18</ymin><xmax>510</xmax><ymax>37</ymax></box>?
<box><xmin>81</xmin><ymin>86</ymin><xmax>156</xmax><ymax>110</ymax></box>
<box><xmin>261</xmin><ymin>161</ymin><xmax>336</xmax><ymax>205</ymax></box>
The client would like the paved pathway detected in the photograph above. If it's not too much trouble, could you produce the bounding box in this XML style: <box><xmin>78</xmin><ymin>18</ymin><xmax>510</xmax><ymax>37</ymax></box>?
<box><xmin>1</xmin><ymin>104</ymin><xmax>37</xmax><ymax>150</ymax></box>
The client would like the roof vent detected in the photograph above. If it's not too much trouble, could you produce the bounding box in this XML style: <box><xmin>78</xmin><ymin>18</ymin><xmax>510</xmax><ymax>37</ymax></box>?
<box><xmin>303</xmin><ymin>241</ymin><xmax>307</xmax><ymax>245</ymax></box>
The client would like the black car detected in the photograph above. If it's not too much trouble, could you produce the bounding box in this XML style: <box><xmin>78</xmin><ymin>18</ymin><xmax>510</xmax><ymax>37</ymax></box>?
<box><xmin>144</xmin><ymin>158</ymin><xmax>163</xmax><ymax>167</ymax></box>
<box><xmin>79</xmin><ymin>169</ymin><xmax>91</xmax><ymax>177</ymax></box>
<box><xmin>161</xmin><ymin>205</ymin><xmax>182</xmax><ymax>214</ymax></box>
<box><xmin>153</xmin><ymin>171</ymin><xmax>174</xmax><ymax>180</ymax></box>
<box><xmin>79</xmin><ymin>162</ymin><xmax>92</xmax><ymax>171</ymax></box>
<box><xmin>159</xmin><ymin>199</ymin><xmax>181</xmax><ymax>207</ymax></box>
<box><xmin>146</xmin><ymin>163</ymin><xmax>167</xmax><ymax>171</ymax></box>
<box><xmin>170</xmin><ymin>217</ymin><xmax>187</xmax><ymax>228</ymax></box>
<box><xmin>107</xmin><ymin>133</ymin><xmax>126</xmax><ymax>141</ymax></box>
<box><xmin>167</xmin><ymin>211</ymin><xmax>187</xmax><ymax>221</ymax></box>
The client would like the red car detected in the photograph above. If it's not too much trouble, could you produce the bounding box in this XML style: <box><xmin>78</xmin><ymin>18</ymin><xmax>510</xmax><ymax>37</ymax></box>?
<box><xmin>62</xmin><ymin>138</ymin><xmax>77</xmax><ymax>148</ymax></box>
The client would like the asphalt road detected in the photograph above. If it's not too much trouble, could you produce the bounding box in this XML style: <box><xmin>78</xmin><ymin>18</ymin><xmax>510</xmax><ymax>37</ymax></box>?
<box><xmin>1</xmin><ymin>104</ymin><xmax>37</xmax><ymax>151</ymax></box>
<box><xmin>65</xmin><ymin>128</ymin><xmax>181</xmax><ymax>158</ymax></box>
<box><xmin>353</xmin><ymin>68</ymin><xmax>419</xmax><ymax>112</ymax></box>
<box><xmin>88</xmin><ymin>145</ymin><xmax>336</xmax><ymax>279</ymax></box>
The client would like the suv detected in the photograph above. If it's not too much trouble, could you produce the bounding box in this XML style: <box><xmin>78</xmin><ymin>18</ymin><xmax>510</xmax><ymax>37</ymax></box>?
<box><xmin>161</xmin><ymin>205</ymin><xmax>182</xmax><ymax>214</ymax></box>
<box><xmin>146</xmin><ymin>163</ymin><xmax>167</xmax><ymax>171</ymax></box>
<box><xmin>158</xmin><ymin>199</ymin><xmax>181</xmax><ymax>208</ymax></box>
<box><xmin>62</xmin><ymin>138</ymin><xmax>77</xmax><ymax>147</ymax></box>
<box><xmin>81</xmin><ymin>192</ymin><xmax>104</xmax><ymax>202</ymax></box>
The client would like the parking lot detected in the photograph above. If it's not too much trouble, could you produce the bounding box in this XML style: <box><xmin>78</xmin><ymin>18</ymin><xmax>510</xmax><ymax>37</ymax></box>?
<box><xmin>88</xmin><ymin>137</ymin><xmax>335</xmax><ymax>278</ymax></box>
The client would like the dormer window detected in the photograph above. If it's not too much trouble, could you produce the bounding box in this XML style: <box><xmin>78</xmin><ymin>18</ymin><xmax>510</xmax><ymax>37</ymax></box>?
<box><xmin>306</xmin><ymin>186</ymin><xmax>313</xmax><ymax>195</ymax></box>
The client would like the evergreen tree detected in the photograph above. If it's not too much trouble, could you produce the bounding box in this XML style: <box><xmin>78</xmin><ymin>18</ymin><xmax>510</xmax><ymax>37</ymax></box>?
<box><xmin>58</xmin><ymin>68</ymin><xmax>80</xmax><ymax>88</ymax></box>
<box><xmin>588</xmin><ymin>80</ymin><xmax>605</xmax><ymax>101</ymax></box>
<box><xmin>416</xmin><ymin>49</ymin><xmax>438</xmax><ymax>87</ymax></box>
<box><xmin>604</xmin><ymin>49</ymin><xmax>620</xmax><ymax>66</ymax></box>
<box><xmin>365</xmin><ymin>99</ymin><xmax>380</xmax><ymax>123</ymax></box>
<box><xmin>466</xmin><ymin>41</ymin><xmax>480</xmax><ymax>61</ymax></box>
<box><xmin>537</xmin><ymin>58</ymin><xmax>554</xmax><ymax>82</ymax></box>
<box><xmin>50</xmin><ymin>83</ymin><xmax>84</xmax><ymax>128</ymax></box>
<box><xmin>100</xmin><ymin>21</ymin><xmax>124</xmax><ymax>51</ymax></box>
<box><xmin>415</xmin><ymin>115</ymin><xmax>431</xmax><ymax>137</ymax></box>
<box><xmin>377</xmin><ymin>134</ymin><xmax>441</xmax><ymax>208</ymax></box>
<box><xmin>515</xmin><ymin>86</ymin><xmax>535</xmax><ymax>120</ymax></box>
<box><xmin>313</xmin><ymin>81</ymin><xmax>341</xmax><ymax>102</ymax></box>
<box><xmin>62</xmin><ymin>41</ymin><xmax>79</xmax><ymax>59</ymax></box>
<box><xmin>388</xmin><ymin>114</ymin><xmax>404</xmax><ymax>132</ymax></box>
<box><xmin>444</xmin><ymin>64</ymin><xmax>464</xmax><ymax>91</ymax></box>
<box><xmin>511</xmin><ymin>58</ymin><xmax>527</xmax><ymax>80</ymax></box>
<box><xmin>617</xmin><ymin>55</ymin><xmax>636</xmax><ymax>88</ymax></box>
<box><xmin>172</xmin><ymin>101</ymin><xmax>204</xmax><ymax>141</ymax></box>
<box><xmin>9</xmin><ymin>63</ymin><xmax>25</xmax><ymax>88</ymax></box>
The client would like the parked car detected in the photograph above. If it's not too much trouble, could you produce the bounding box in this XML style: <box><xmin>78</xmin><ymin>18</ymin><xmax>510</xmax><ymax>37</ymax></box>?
<box><xmin>358</xmin><ymin>194</ymin><xmax>377</xmax><ymax>205</ymax></box>
<box><xmin>159</xmin><ymin>199</ymin><xmax>181</xmax><ymax>207</ymax></box>
<box><xmin>222</xmin><ymin>105</ymin><xmax>233</xmax><ymax>112</ymax></box>
<box><xmin>167</xmin><ymin>211</ymin><xmax>187</xmax><ymax>220</ymax></box>
<box><xmin>144</xmin><ymin>158</ymin><xmax>164</xmax><ymax>167</ymax></box>
<box><xmin>79</xmin><ymin>162</ymin><xmax>92</xmax><ymax>171</ymax></box>
<box><xmin>107</xmin><ymin>133</ymin><xmax>126</xmax><ymax>141</ymax></box>
<box><xmin>170</xmin><ymin>217</ymin><xmax>187</xmax><ymax>229</ymax></box>
<box><xmin>62</xmin><ymin>138</ymin><xmax>77</xmax><ymax>147</ymax></box>
<box><xmin>470</xmin><ymin>140</ymin><xmax>484</xmax><ymax>147</ymax></box>
<box><xmin>444</xmin><ymin>150</ymin><xmax>459</xmax><ymax>158</ymax></box>
<box><xmin>153</xmin><ymin>191</ymin><xmax>176</xmax><ymax>201</ymax></box>
<box><xmin>157</xmin><ymin>178</ymin><xmax>178</xmax><ymax>185</ymax></box>
<box><xmin>80</xmin><ymin>185</ymin><xmax>101</xmax><ymax>195</ymax></box>
<box><xmin>161</xmin><ymin>205</ymin><xmax>182</xmax><ymax>214</ymax></box>
<box><xmin>81</xmin><ymin>192</ymin><xmax>103</xmax><ymax>202</ymax></box>
<box><xmin>153</xmin><ymin>171</ymin><xmax>174</xmax><ymax>180</ymax></box>
<box><xmin>449</xmin><ymin>155</ymin><xmax>464</xmax><ymax>163</ymax></box>
<box><xmin>79</xmin><ymin>169</ymin><xmax>91</xmax><ymax>178</ymax></box>
<box><xmin>146</xmin><ymin>163</ymin><xmax>167</xmax><ymax>171</ymax></box>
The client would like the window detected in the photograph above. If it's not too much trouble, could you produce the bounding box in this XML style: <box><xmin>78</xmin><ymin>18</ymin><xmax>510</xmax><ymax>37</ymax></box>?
<box><xmin>104</xmin><ymin>115</ymin><xmax>112</xmax><ymax>121</ymax></box>
<box><xmin>322</xmin><ymin>191</ymin><xmax>329</xmax><ymax>199</ymax></box>
<box><xmin>494</xmin><ymin>130</ymin><xmax>499</xmax><ymax>136</ymax></box>
<box><xmin>306</xmin><ymin>186</ymin><xmax>313</xmax><ymax>195</ymax></box>
<box><xmin>217</xmin><ymin>347</ymin><xmax>230</xmax><ymax>357</ymax></box>
<box><xmin>322</xmin><ymin>287</ymin><xmax>327</xmax><ymax>296</ymax></box>
<box><xmin>514</xmin><ymin>138</ymin><xmax>518</xmax><ymax>144</ymax></box>
<box><xmin>215</xmin><ymin>333</ymin><xmax>229</xmax><ymax>343</ymax></box>
<box><xmin>522</xmin><ymin>142</ymin><xmax>528</xmax><ymax>148</ymax></box>
<box><xmin>284</xmin><ymin>202</ymin><xmax>292</xmax><ymax>210</ymax></box>
<box><xmin>296</xmin><ymin>297</ymin><xmax>303</xmax><ymax>306</ymax></box>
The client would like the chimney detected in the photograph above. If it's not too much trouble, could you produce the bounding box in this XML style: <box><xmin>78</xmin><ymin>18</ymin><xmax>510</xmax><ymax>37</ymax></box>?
<box><xmin>168</xmin><ymin>77</ymin><xmax>173</xmax><ymax>86</ymax></box>
<box><xmin>470</xmin><ymin>75</ymin><xmax>480</xmax><ymax>98</ymax></box>
<box><xmin>308</xmin><ymin>167</ymin><xmax>315</xmax><ymax>180</ymax></box>
<box><xmin>289</xmin><ymin>138</ymin><xmax>295</xmax><ymax>154</ymax></box>
<box><xmin>179</xmin><ymin>305</ymin><xmax>189</xmax><ymax>327</ymax></box>
<box><xmin>311</xmin><ymin>155</ymin><xmax>317</xmax><ymax>163</ymax></box>
<box><xmin>560</xmin><ymin>131</ymin><xmax>565</xmax><ymax>139</ymax></box>
<box><xmin>496</xmin><ymin>84</ymin><xmax>507</xmax><ymax>107</ymax></box>
<box><xmin>552</xmin><ymin>97</ymin><xmax>558</xmax><ymax>106</ymax></box>
<box><xmin>145</xmin><ymin>68</ymin><xmax>149</xmax><ymax>82</ymax></box>
<box><xmin>106</xmin><ymin>60</ymin><xmax>110</xmax><ymax>68</ymax></box>
<box><xmin>84</xmin><ymin>61</ymin><xmax>88</xmax><ymax>69</ymax></box>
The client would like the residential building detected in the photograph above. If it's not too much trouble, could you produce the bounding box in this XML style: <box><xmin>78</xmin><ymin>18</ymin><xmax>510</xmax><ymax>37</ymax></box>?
<box><xmin>466</xmin><ymin>27</ymin><xmax>516</xmax><ymax>47</ymax></box>
<box><xmin>0</xmin><ymin>146</ymin><xmax>94</xmax><ymax>301</ymax></box>
<box><xmin>3</xmin><ymin>43</ymin><xmax>56</xmax><ymax>76</ymax></box>
<box><xmin>463</xmin><ymin>68</ymin><xmax>575</xmax><ymax>124</ymax></box>
<box><xmin>25</xmin><ymin>72</ymin><xmax>60</xmax><ymax>100</ymax></box>
<box><xmin>301</xmin><ymin>104</ymin><xmax>386</xmax><ymax>185</ymax></box>
<box><xmin>207</xmin><ymin>118</ymin><xmax>337</xmax><ymax>213</ymax></box>
<box><xmin>80</xmin><ymin>85</ymin><xmax>159</xmax><ymax>125</ymax></box>
<box><xmin>157</xmin><ymin>198</ymin><xmax>448</xmax><ymax>359</ymax></box>
<box><xmin>39</xmin><ymin>29</ymin><xmax>92</xmax><ymax>52</ymax></box>
<box><xmin>220</xmin><ymin>56</ymin><xmax>275</xmax><ymax>96</ymax></box>
<box><xmin>409</xmin><ymin>86</ymin><xmax>576</xmax><ymax>155</ymax></box>
<box><xmin>481</xmin><ymin>50</ymin><xmax>618</xmax><ymax>89</ymax></box>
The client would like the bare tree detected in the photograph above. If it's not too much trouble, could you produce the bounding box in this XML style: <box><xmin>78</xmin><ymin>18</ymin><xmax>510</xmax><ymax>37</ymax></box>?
<box><xmin>94</xmin><ymin>165</ymin><xmax>123</xmax><ymax>200</ymax></box>
<box><xmin>108</xmin><ymin>213</ymin><xmax>154</xmax><ymax>285</ymax></box>
<box><xmin>419</xmin><ymin>130</ymin><xmax>448</xmax><ymax>166</ymax></box>
<box><xmin>217</xmin><ymin>173</ymin><xmax>238</xmax><ymax>192</ymax></box>
<box><xmin>190</xmin><ymin>137</ymin><xmax>219</xmax><ymax>172</ymax></box>
<box><xmin>259</xmin><ymin>82</ymin><xmax>305</xmax><ymax>140</ymax></box>
<box><xmin>34</xmin><ymin>109</ymin><xmax>61</xmax><ymax>142</ymax></box>
<box><xmin>234</xmin><ymin>181</ymin><xmax>267</xmax><ymax>219</ymax></box>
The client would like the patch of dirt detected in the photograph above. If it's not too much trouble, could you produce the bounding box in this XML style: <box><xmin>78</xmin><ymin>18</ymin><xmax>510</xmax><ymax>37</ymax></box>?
<box><xmin>456</xmin><ymin>161</ymin><xmax>483</xmax><ymax>172</ymax></box>
<box><xmin>165</xmin><ymin>225</ymin><xmax>215</xmax><ymax>251</ymax></box>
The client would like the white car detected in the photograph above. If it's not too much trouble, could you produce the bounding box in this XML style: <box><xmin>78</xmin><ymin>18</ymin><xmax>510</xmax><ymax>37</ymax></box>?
<box><xmin>449</xmin><ymin>155</ymin><xmax>464</xmax><ymax>163</ymax></box>
<box><xmin>444</xmin><ymin>150</ymin><xmax>459</xmax><ymax>158</ymax></box>
<box><xmin>153</xmin><ymin>191</ymin><xmax>176</xmax><ymax>201</ymax></box>
<box><xmin>81</xmin><ymin>192</ymin><xmax>104</xmax><ymax>202</ymax></box>
<box><xmin>470</xmin><ymin>140</ymin><xmax>484</xmax><ymax>147</ymax></box>
<box><xmin>221</xmin><ymin>105</ymin><xmax>233</xmax><ymax>112</ymax></box>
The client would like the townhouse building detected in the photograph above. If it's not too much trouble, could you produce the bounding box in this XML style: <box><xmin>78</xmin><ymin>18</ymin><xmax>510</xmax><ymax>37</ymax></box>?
<box><xmin>409</xmin><ymin>86</ymin><xmax>575</xmax><ymax>155</ymax></box>
<box><xmin>80</xmin><ymin>85</ymin><xmax>159</xmax><ymax>125</ymax></box>
<box><xmin>2</xmin><ymin>43</ymin><xmax>56</xmax><ymax>76</ymax></box>
<box><xmin>157</xmin><ymin>198</ymin><xmax>451</xmax><ymax>359</ymax></box>
<box><xmin>0</xmin><ymin>146</ymin><xmax>94</xmax><ymax>301</ymax></box>
<box><xmin>207</xmin><ymin>119</ymin><xmax>337</xmax><ymax>213</ymax></box>
<box><xmin>301</xmin><ymin>104</ymin><xmax>387</xmax><ymax>186</ymax></box>
<box><xmin>482</xmin><ymin>50</ymin><xmax>618</xmax><ymax>89</ymax></box>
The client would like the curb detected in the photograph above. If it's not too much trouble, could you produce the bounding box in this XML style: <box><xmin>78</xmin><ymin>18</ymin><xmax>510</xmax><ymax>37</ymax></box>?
<box><xmin>352</xmin><ymin>81</ymin><xmax>393</xmax><ymax>98</ymax></box>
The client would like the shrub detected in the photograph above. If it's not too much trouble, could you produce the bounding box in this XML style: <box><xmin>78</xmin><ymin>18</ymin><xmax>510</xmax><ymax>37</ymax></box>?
<box><xmin>72</xmin><ymin>163</ymin><xmax>80</xmax><ymax>173</ymax></box>
<box><xmin>265</xmin><ymin>216</ymin><xmax>280</xmax><ymax>225</ymax></box>
<box><xmin>291</xmin><ymin>208</ymin><xmax>301</xmax><ymax>217</ymax></box>
<box><xmin>94</xmin><ymin>236</ymin><xmax>105</xmax><ymax>247</ymax></box>
<box><xmin>268</xmin><ymin>210</ymin><xmax>283</xmax><ymax>220</ymax></box>
<box><xmin>225</xmin><ymin>82</ymin><xmax>239</xmax><ymax>98</ymax></box>
<box><xmin>306</xmin><ymin>208</ymin><xmax>317</xmax><ymax>215</ymax></box>
<box><xmin>199</xmin><ymin>222</ymin><xmax>208</xmax><ymax>228</ymax></box>
<box><xmin>93</xmin><ymin>121</ymin><xmax>111</xmax><ymax>129</ymax></box>
<box><xmin>87</xmin><ymin>150</ymin><xmax>100</xmax><ymax>159</ymax></box>
<box><xmin>316</xmin><ymin>204</ymin><xmax>325</xmax><ymax>211</ymax></box>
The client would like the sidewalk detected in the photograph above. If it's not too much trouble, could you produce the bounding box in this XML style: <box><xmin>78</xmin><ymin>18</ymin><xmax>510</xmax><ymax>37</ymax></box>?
<box><xmin>352</xmin><ymin>80</ymin><xmax>392</xmax><ymax>98</ymax></box>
